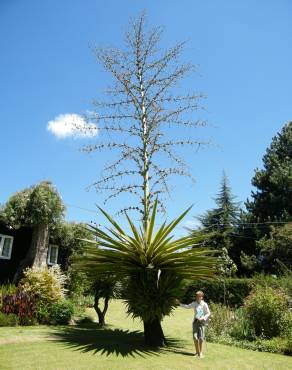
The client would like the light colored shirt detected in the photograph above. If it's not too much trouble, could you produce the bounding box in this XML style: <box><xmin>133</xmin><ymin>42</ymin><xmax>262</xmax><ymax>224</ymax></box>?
<box><xmin>180</xmin><ymin>300</ymin><xmax>210</xmax><ymax>321</ymax></box>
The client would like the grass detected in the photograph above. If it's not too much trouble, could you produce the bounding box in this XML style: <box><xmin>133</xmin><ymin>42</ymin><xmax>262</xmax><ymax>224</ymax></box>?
<box><xmin>0</xmin><ymin>300</ymin><xmax>291</xmax><ymax>370</ymax></box>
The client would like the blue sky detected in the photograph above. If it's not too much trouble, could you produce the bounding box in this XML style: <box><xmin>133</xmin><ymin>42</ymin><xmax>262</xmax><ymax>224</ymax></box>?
<box><xmin>1</xmin><ymin>0</ymin><xmax>291</xmax><ymax>231</ymax></box>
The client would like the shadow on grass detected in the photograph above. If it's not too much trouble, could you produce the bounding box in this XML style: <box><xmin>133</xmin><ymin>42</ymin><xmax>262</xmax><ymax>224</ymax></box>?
<box><xmin>52</xmin><ymin>321</ymin><xmax>194</xmax><ymax>358</ymax></box>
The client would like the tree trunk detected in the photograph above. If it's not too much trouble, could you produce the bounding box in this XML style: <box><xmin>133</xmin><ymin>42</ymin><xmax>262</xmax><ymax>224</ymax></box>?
<box><xmin>143</xmin><ymin>317</ymin><xmax>166</xmax><ymax>347</ymax></box>
<box><xmin>13</xmin><ymin>223</ymin><xmax>49</xmax><ymax>283</ymax></box>
<box><xmin>94</xmin><ymin>294</ymin><xmax>109</xmax><ymax>327</ymax></box>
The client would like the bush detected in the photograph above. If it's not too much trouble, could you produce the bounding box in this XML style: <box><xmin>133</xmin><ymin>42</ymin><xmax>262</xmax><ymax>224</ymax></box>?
<box><xmin>1</xmin><ymin>290</ymin><xmax>36</xmax><ymax>325</ymax></box>
<box><xmin>0</xmin><ymin>284</ymin><xmax>17</xmax><ymax>309</ymax></box>
<box><xmin>206</xmin><ymin>303</ymin><xmax>235</xmax><ymax>341</ymax></box>
<box><xmin>211</xmin><ymin>334</ymin><xmax>292</xmax><ymax>355</ymax></box>
<box><xmin>48</xmin><ymin>300</ymin><xmax>74</xmax><ymax>324</ymax></box>
<box><xmin>244</xmin><ymin>286</ymin><xmax>289</xmax><ymax>338</ymax></box>
<box><xmin>67</xmin><ymin>269</ymin><xmax>90</xmax><ymax>298</ymax></box>
<box><xmin>287</xmin><ymin>331</ymin><xmax>292</xmax><ymax>355</ymax></box>
<box><xmin>229</xmin><ymin>307</ymin><xmax>256</xmax><ymax>341</ymax></box>
<box><xmin>35</xmin><ymin>300</ymin><xmax>74</xmax><ymax>325</ymax></box>
<box><xmin>35</xmin><ymin>303</ymin><xmax>51</xmax><ymax>324</ymax></box>
<box><xmin>0</xmin><ymin>312</ymin><xmax>18</xmax><ymax>327</ymax></box>
<box><xmin>184</xmin><ymin>278</ymin><xmax>252</xmax><ymax>307</ymax></box>
<box><xmin>280</xmin><ymin>310</ymin><xmax>292</xmax><ymax>339</ymax></box>
<box><xmin>20</xmin><ymin>265</ymin><xmax>67</xmax><ymax>305</ymax></box>
<box><xmin>251</xmin><ymin>273</ymin><xmax>292</xmax><ymax>297</ymax></box>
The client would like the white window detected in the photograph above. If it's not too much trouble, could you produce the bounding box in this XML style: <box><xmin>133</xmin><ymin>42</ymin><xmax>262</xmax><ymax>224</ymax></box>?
<box><xmin>0</xmin><ymin>234</ymin><xmax>13</xmax><ymax>260</ymax></box>
<box><xmin>47</xmin><ymin>244</ymin><xmax>59</xmax><ymax>265</ymax></box>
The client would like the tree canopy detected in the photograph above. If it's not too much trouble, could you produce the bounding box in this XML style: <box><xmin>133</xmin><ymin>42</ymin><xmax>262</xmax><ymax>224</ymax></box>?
<box><xmin>246</xmin><ymin>121</ymin><xmax>292</xmax><ymax>222</ymax></box>
<box><xmin>1</xmin><ymin>181</ymin><xmax>65</xmax><ymax>228</ymax></box>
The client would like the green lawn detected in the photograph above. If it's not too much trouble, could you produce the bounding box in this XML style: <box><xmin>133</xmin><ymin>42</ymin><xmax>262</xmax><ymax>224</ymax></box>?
<box><xmin>0</xmin><ymin>300</ymin><xmax>291</xmax><ymax>370</ymax></box>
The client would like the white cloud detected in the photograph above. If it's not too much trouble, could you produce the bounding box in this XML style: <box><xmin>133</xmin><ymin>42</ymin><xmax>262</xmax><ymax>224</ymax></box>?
<box><xmin>183</xmin><ymin>219</ymin><xmax>201</xmax><ymax>230</ymax></box>
<box><xmin>47</xmin><ymin>113</ymin><xmax>98</xmax><ymax>139</ymax></box>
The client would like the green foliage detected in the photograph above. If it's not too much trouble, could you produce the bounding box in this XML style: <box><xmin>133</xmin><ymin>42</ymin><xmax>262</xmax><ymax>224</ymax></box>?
<box><xmin>280</xmin><ymin>311</ymin><xmax>292</xmax><ymax>339</ymax></box>
<box><xmin>244</xmin><ymin>286</ymin><xmax>289</xmax><ymax>338</ymax></box>
<box><xmin>199</xmin><ymin>172</ymin><xmax>240</xmax><ymax>232</ymax></box>
<box><xmin>251</xmin><ymin>272</ymin><xmax>292</xmax><ymax>297</ymax></box>
<box><xmin>35</xmin><ymin>303</ymin><xmax>51</xmax><ymax>324</ymax></box>
<box><xmin>48</xmin><ymin>300</ymin><xmax>74</xmax><ymax>325</ymax></box>
<box><xmin>50</xmin><ymin>222</ymin><xmax>93</xmax><ymax>271</ymax></box>
<box><xmin>240</xmin><ymin>252</ymin><xmax>260</xmax><ymax>272</ymax></box>
<box><xmin>20</xmin><ymin>265</ymin><xmax>67</xmax><ymax>305</ymax></box>
<box><xmin>35</xmin><ymin>300</ymin><xmax>74</xmax><ymax>325</ymax></box>
<box><xmin>246</xmin><ymin>121</ymin><xmax>292</xmax><ymax>223</ymax></box>
<box><xmin>229</xmin><ymin>307</ymin><xmax>256</xmax><ymax>341</ymax></box>
<box><xmin>1</xmin><ymin>181</ymin><xmax>65</xmax><ymax>228</ymax></box>
<box><xmin>67</xmin><ymin>269</ymin><xmax>91</xmax><ymax>298</ymax></box>
<box><xmin>206</xmin><ymin>303</ymin><xmax>235</xmax><ymax>341</ymax></box>
<box><xmin>74</xmin><ymin>201</ymin><xmax>217</xmax><ymax>327</ymax></box>
<box><xmin>123</xmin><ymin>271</ymin><xmax>182</xmax><ymax>322</ymax></box>
<box><xmin>207</xmin><ymin>299</ymin><xmax>292</xmax><ymax>355</ymax></box>
<box><xmin>184</xmin><ymin>278</ymin><xmax>252</xmax><ymax>307</ymax></box>
<box><xmin>192</xmin><ymin>173</ymin><xmax>239</xmax><ymax>276</ymax></box>
<box><xmin>257</xmin><ymin>224</ymin><xmax>292</xmax><ymax>272</ymax></box>
<box><xmin>92</xmin><ymin>276</ymin><xmax>120</xmax><ymax>300</ymax></box>
<box><xmin>211</xmin><ymin>334</ymin><xmax>292</xmax><ymax>355</ymax></box>
<box><xmin>0</xmin><ymin>312</ymin><xmax>19</xmax><ymax>326</ymax></box>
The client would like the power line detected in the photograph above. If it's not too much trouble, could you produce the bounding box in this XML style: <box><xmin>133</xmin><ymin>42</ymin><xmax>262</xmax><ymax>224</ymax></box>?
<box><xmin>65</xmin><ymin>203</ymin><xmax>98</xmax><ymax>214</ymax></box>
<box><xmin>200</xmin><ymin>221</ymin><xmax>290</xmax><ymax>228</ymax></box>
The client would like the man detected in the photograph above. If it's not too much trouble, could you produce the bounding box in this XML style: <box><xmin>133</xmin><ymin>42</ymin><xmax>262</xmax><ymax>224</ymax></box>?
<box><xmin>176</xmin><ymin>291</ymin><xmax>210</xmax><ymax>358</ymax></box>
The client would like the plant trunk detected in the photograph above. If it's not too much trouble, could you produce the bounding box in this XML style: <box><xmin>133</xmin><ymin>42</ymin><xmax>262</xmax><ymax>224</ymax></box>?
<box><xmin>94</xmin><ymin>295</ymin><xmax>109</xmax><ymax>327</ymax></box>
<box><xmin>13</xmin><ymin>223</ymin><xmax>49</xmax><ymax>283</ymax></box>
<box><xmin>143</xmin><ymin>317</ymin><xmax>166</xmax><ymax>347</ymax></box>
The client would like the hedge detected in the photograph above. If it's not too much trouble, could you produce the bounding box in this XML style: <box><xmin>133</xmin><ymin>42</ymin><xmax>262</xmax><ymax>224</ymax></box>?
<box><xmin>183</xmin><ymin>278</ymin><xmax>253</xmax><ymax>307</ymax></box>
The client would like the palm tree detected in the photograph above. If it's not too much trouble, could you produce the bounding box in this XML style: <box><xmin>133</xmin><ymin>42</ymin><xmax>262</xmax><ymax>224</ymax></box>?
<box><xmin>75</xmin><ymin>201</ymin><xmax>217</xmax><ymax>346</ymax></box>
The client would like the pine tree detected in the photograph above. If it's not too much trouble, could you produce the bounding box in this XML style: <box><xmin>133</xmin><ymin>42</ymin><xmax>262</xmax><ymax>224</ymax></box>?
<box><xmin>246</xmin><ymin>121</ymin><xmax>292</xmax><ymax>222</ymax></box>
<box><xmin>199</xmin><ymin>172</ymin><xmax>240</xmax><ymax>234</ymax></box>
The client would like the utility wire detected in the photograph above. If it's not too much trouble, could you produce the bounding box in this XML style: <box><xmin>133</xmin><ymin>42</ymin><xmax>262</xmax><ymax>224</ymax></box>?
<box><xmin>65</xmin><ymin>203</ymin><xmax>98</xmax><ymax>214</ymax></box>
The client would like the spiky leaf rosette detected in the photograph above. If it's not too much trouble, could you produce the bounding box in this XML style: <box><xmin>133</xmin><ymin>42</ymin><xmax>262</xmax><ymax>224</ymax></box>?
<box><xmin>74</xmin><ymin>201</ymin><xmax>217</xmax><ymax>322</ymax></box>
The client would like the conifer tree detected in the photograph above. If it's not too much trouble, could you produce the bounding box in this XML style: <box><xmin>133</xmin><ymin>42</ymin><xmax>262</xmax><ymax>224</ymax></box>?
<box><xmin>246</xmin><ymin>121</ymin><xmax>292</xmax><ymax>223</ymax></box>
<box><xmin>199</xmin><ymin>172</ymin><xmax>240</xmax><ymax>235</ymax></box>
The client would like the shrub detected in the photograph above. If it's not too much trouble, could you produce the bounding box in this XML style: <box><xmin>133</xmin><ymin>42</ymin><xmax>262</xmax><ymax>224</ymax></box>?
<box><xmin>211</xmin><ymin>334</ymin><xmax>291</xmax><ymax>355</ymax></box>
<box><xmin>20</xmin><ymin>265</ymin><xmax>67</xmax><ymax>305</ymax></box>
<box><xmin>66</xmin><ymin>268</ymin><xmax>91</xmax><ymax>298</ymax></box>
<box><xmin>48</xmin><ymin>300</ymin><xmax>74</xmax><ymax>324</ymax></box>
<box><xmin>0</xmin><ymin>284</ymin><xmax>17</xmax><ymax>308</ymax></box>
<box><xmin>206</xmin><ymin>303</ymin><xmax>235</xmax><ymax>341</ymax></box>
<box><xmin>286</xmin><ymin>331</ymin><xmax>292</xmax><ymax>355</ymax></box>
<box><xmin>184</xmin><ymin>278</ymin><xmax>252</xmax><ymax>307</ymax></box>
<box><xmin>0</xmin><ymin>312</ymin><xmax>18</xmax><ymax>327</ymax></box>
<box><xmin>35</xmin><ymin>303</ymin><xmax>51</xmax><ymax>324</ymax></box>
<box><xmin>229</xmin><ymin>307</ymin><xmax>256</xmax><ymax>341</ymax></box>
<box><xmin>280</xmin><ymin>310</ymin><xmax>292</xmax><ymax>339</ymax></box>
<box><xmin>251</xmin><ymin>273</ymin><xmax>292</xmax><ymax>297</ymax></box>
<box><xmin>1</xmin><ymin>290</ymin><xmax>36</xmax><ymax>325</ymax></box>
<box><xmin>244</xmin><ymin>286</ymin><xmax>289</xmax><ymax>338</ymax></box>
<box><xmin>68</xmin><ymin>294</ymin><xmax>94</xmax><ymax>318</ymax></box>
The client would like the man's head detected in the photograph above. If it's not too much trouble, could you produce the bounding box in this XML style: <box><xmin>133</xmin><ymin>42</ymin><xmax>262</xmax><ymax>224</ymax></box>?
<box><xmin>195</xmin><ymin>290</ymin><xmax>204</xmax><ymax>303</ymax></box>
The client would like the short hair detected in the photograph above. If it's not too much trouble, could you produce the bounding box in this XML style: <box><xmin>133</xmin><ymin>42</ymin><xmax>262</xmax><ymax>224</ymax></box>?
<box><xmin>195</xmin><ymin>290</ymin><xmax>204</xmax><ymax>297</ymax></box>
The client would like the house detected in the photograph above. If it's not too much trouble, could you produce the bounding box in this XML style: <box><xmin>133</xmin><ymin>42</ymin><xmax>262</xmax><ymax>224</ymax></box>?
<box><xmin>0</xmin><ymin>221</ymin><xmax>60</xmax><ymax>284</ymax></box>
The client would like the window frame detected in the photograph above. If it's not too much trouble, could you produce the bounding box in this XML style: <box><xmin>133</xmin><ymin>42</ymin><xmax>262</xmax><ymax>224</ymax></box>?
<box><xmin>0</xmin><ymin>234</ymin><xmax>14</xmax><ymax>260</ymax></box>
<box><xmin>47</xmin><ymin>244</ymin><xmax>59</xmax><ymax>266</ymax></box>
